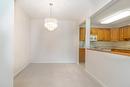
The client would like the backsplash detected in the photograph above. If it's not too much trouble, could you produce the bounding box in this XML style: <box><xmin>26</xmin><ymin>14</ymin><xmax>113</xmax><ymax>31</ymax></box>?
<box><xmin>79</xmin><ymin>41</ymin><xmax>86</xmax><ymax>48</ymax></box>
<box><xmin>91</xmin><ymin>41</ymin><xmax>130</xmax><ymax>48</ymax></box>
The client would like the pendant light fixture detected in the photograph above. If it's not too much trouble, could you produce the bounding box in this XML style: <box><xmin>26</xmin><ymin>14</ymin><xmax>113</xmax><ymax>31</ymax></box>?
<box><xmin>44</xmin><ymin>2</ymin><xmax>58</xmax><ymax>31</ymax></box>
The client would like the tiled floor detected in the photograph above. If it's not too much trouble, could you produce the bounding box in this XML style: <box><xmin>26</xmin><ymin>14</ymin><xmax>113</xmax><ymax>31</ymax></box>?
<box><xmin>79</xmin><ymin>63</ymin><xmax>85</xmax><ymax>68</ymax></box>
<box><xmin>14</xmin><ymin>63</ymin><xmax>102</xmax><ymax>87</ymax></box>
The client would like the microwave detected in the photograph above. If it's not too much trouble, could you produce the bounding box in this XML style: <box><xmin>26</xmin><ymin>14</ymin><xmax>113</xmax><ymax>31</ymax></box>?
<box><xmin>90</xmin><ymin>35</ymin><xmax>97</xmax><ymax>41</ymax></box>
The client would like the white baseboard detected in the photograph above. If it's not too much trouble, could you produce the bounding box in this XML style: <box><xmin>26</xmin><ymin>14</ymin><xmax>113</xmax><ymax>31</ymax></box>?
<box><xmin>85</xmin><ymin>69</ymin><xmax>107</xmax><ymax>87</ymax></box>
<box><xmin>14</xmin><ymin>62</ymin><xmax>30</xmax><ymax>77</ymax></box>
<box><xmin>31</xmin><ymin>58</ymin><xmax>77</xmax><ymax>63</ymax></box>
<box><xmin>31</xmin><ymin>61</ymin><xmax>76</xmax><ymax>63</ymax></box>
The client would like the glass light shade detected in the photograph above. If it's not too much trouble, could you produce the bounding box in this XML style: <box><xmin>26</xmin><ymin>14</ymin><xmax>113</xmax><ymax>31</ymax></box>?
<box><xmin>44</xmin><ymin>18</ymin><xmax>58</xmax><ymax>31</ymax></box>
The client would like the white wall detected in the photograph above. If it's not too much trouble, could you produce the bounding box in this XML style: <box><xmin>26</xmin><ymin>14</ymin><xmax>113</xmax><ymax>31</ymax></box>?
<box><xmin>0</xmin><ymin>0</ymin><xmax>13</xmax><ymax>87</ymax></box>
<box><xmin>31</xmin><ymin>19</ymin><xmax>79</xmax><ymax>63</ymax></box>
<box><xmin>85</xmin><ymin>17</ymin><xmax>91</xmax><ymax>48</ymax></box>
<box><xmin>14</xmin><ymin>3</ymin><xmax>31</xmax><ymax>76</ymax></box>
<box><xmin>88</xmin><ymin>0</ymin><xmax>113</xmax><ymax>16</ymax></box>
<box><xmin>86</xmin><ymin>50</ymin><xmax>130</xmax><ymax>87</ymax></box>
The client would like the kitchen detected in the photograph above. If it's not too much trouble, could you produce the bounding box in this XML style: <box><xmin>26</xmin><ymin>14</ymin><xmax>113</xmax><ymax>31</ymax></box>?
<box><xmin>90</xmin><ymin>26</ymin><xmax>130</xmax><ymax>56</ymax></box>
<box><xmin>86</xmin><ymin>0</ymin><xmax>130</xmax><ymax>87</ymax></box>
<box><xmin>90</xmin><ymin>3</ymin><xmax>130</xmax><ymax>56</ymax></box>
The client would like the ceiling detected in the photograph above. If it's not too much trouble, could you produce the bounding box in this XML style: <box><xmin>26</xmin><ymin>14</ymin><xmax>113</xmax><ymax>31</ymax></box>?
<box><xmin>16</xmin><ymin>0</ymin><xmax>112</xmax><ymax>22</ymax></box>
<box><xmin>91</xmin><ymin>0</ymin><xmax>130</xmax><ymax>28</ymax></box>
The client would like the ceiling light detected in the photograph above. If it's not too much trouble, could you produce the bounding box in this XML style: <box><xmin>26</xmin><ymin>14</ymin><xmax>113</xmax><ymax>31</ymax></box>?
<box><xmin>100</xmin><ymin>9</ymin><xmax>130</xmax><ymax>24</ymax></box>
<box><xmin>44</xmin><ymin>18</ymin><xmax>58</xmax><ymax>31</ymax></box>
<box><xmin>44</xmin><ymin>2</ymin><xmax>58</xmax><ymax>31</ymax></box>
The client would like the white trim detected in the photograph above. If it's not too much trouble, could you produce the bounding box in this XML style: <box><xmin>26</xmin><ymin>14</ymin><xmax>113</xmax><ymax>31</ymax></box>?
<box><xmin>31</xmin><ymin>58</ymin><xmax>77</xmax><ymax>63</ymax></box>
<box><xmin>31</xmin><ymin>61</ymin><xmax>76</xmax><ymax>63</ymax></box>
<box><xmin>77</xmin><ymin>28</ymin><xmax>80</xmax><ymax>64</ymax></box>
<box><xmin>14</xmin><ymin>62</ymin><xmax>30</xmax><ymax>77</ymax></box>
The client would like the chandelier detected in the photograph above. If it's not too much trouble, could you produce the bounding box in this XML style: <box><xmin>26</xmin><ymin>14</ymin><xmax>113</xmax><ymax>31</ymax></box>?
<box><xmin>44</xmin><ymin>2</ymin><xmax>58</xmax><ymax>31</ymax></box>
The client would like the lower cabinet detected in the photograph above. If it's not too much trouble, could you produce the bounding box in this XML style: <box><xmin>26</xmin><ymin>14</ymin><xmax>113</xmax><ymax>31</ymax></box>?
<box><xmin>79</xmin><ymin>48</ymin><xmax>85</xmax><ymax>63</ymax></box>
<box><xmin>112</xmin><ymin>49</ymin><xmax>130</xmax><ymax>56</ymax></box>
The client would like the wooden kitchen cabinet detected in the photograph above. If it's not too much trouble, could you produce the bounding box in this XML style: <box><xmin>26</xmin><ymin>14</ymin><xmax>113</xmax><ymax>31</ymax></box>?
<box><xmin>112</xmin><ymin>49</ymin><xmax>130</xmax><ymax>56</ymax></box>
<box><xmin>123</xmin><ymin>26</ymin><xmax>128</xmax><ymax>40</ymax></box>
<box><xmin>119</xmin><ymin>25</ymin><xmax>130</xmax><ymax>41</ymax></box>
<box><xmin>128</xmin><ymin>26</ymin><xmax>130</xmax><ymax>39</ymax></box>
<box><xmin>91</xmin><ymin>28</ymin><xmax>110</xmax><ymax>41</ymax></box>
<box><xmin>91</xmin><ymin>28</ymin><xmax>98</xmax><ymax>35</ymax></box>
<box><xmin>97</xmin><ymin>29</ymin><xmax>104</xmax><ymax>41</ymax></box>
<box><xmin>80</xmin><ymin>28</ymin><xmax>85</xmax><ymax>41</ymax></box>
<box><xmin>123</xmin><ymin>26</ymin><xmax>130</xmax><ymax>40</ymax></box>
<box><xmin>119</xmin><ymin>27</ymin><xmax>124</xmax><ymax>41</ymax></box>
<box><xmin>103</xmin><ymin>29</ymin><xmax>111</xmax><ymax>41</ymax></box>
<box><xmin>110</xmin><ymin>28</ymin><xmax>119</xmax><ymax>41</ymax></box>
<box><xmin>91</xmin><ymin>26</ymin><xmax>130</xmax><ymax>41</ymax></box>
<box><xmin>79</xmin><ymin>48</ymin><xmax>85</xmax><ymax>63</ymax></box>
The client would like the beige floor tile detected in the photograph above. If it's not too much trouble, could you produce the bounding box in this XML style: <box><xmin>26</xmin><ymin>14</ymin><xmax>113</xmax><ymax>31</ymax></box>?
<box><xmin>14</xmin><ymin>63</ymin><xmax>102</xmax><ymax>87</ymax></box>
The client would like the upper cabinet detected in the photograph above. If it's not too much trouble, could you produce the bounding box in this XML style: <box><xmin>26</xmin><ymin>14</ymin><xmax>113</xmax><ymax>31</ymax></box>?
<box><xmin>91</xmin><ymin>26</ymin><xmax>130</xmax><ymax>41</ymax></box>
<box><xmin>123</xmin><ymin>26</ymin><xmax>130</xmax><ymax>40</ymax></box>
<box><xmin>110</xmin><ymin>28</ymin><xmax>119</xmax><ymax>41</ymax></box>
<box><xmin>80</xmin><ymin>28</ymin><xmax>85</xmax><ymax>41</ymax></box>
<box><xmin>103</xmin><ymin>29</ymin><xmax>111</xmax><ymax>41</ymax></box>
<box><xmin>97</xmin><ymin>29</ymin><xmax>104</xmax><ymax>41</ymax></box>
<box><xmin>91</xmin><ymin>28</ymin><xmax>110</xmax><ymax>41</ymax></box>
<box><xmin>119</xmin><ymin>27</ymin><xmax>124</xmax><ymax>41</ymax></box>
<box><xmin>119</xmin><ymin>26</ymin><xmax>130</xmax><ymax>41</ymax></box>
<box><xmin>91</xmin><ymin>28</ymin><xmax>98</xmax><ymax>35</ymax></box>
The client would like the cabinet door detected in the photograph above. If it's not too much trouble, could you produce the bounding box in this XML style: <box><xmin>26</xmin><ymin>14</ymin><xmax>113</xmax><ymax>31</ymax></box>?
<box><xmin>79</xmin><ymin>48</ymin><xmax>85</xmax><ymax>63</ymax></box>
<box><xmin>123</xmin><ymin>26</ymin><xmax>130</xmax><ymax>40</ymax></box>
<box><xmin>97</xmin><ymin>29</ymin><xmax>104</xmax><ymax>41</ymax></box>
<box><xmin>104</xmin><ymin>29</ymin><xmax>110</xmax><ymax>41</ymax></box>
<box><xmin>80</xmin><ymin>28</ymin><xmax>85</xmax><ymax>41</ymax></box>
<box><xmin>111</xmin><ymin>28</ymin><xmax>119</xmax><ymax>41</ymax></box>
<box><xmin>91</xmin><ymin>28</ymin><xmax>98</xmax><ymax>35</ymax></box>
<box><xmin>123</xmin><ymin>26</ymin><xmax>129</xmax><ymax>40</ymax></box>
<box><xmin>91</xmin><ymin>28</ymin><xmax>101</xmax><ymax>40</ymax></box>
<box><xmin>91</xmin><ymin>28</ymin><xmax>110</xmax><ymax>41</ymax></box>
<box><xmin>119</xmin><ymin>26</ymin><xmax>130</xmax><ymax>41</ymax></box>
<box><xmin>127</xmin><ymin>26</ymin><xmax>130</xmax><ymax>39</ymax></box>
<box><xmin>119</xmin><ymin>27</ymin><xmax>124</xmax><ymax>41</ymax></box>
